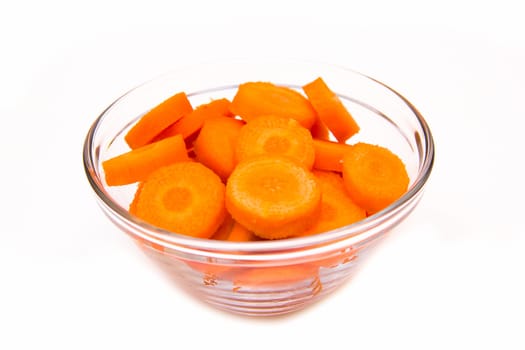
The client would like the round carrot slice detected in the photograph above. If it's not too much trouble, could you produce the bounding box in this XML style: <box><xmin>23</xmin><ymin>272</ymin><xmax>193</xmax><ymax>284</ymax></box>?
<box><xmin>226</xmin><ymin>221</ymin><xmax>259</xmax><ymax>242</ymax></box>
<box><xmin>210</xmin><ymin>214</ymin><xmax>235</xmax><ymax>241</ymax></box>
<box><xmin>133</xmin><ymin>162</ymin><xmax>227</xmax><ymax>238</ymax></box>
<box><xmin>295</xmin><ymin>170</ymin><xmax>366</xmax><ymax>237</ymax></box>
<box><xmin>225</xmin><ymin>156</ymin><xmax>321</xmax><ymax>239</ymax></box>
<box><xmin>342</xmin><ymin>142</ymin><xmax>409</xmax><ymax>214</ymax></box>
<box><xmin>230</xmin><ymin>81</ymin><xmax>317</xmax><ymax>129</ymax></box>
<box><xmin>302</xmin><ymin>77</ymin><xmax>360</xmax><ymax>143</ymax></box>
<box><xmin>235</xmin><ymin>115</ymin><xmax>315</xmax><ymax>169</ymax></box>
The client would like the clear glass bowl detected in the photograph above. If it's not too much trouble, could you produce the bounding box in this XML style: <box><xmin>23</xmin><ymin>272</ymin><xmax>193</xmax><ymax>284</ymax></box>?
<box><xmin>83</xmin><ymin>60</ymin><xmax>434</xmax><ymax>316</ymax></box>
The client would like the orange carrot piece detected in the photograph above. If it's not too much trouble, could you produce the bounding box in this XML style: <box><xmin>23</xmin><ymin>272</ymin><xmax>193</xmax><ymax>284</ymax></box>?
<box><xmin>184</xmin><ymin>133</ymin><xmax>200</xmax><ymax>155</ymax></box>
<box><xmin>235</xmin><ymin>115</ymin><xmax>315</xmax><ymax>169</ymax></box>
<box><xmin>152</xmin><ymin>98</ymin><xmax>233</xmax><ymax>142</ymax></box>
<box><xmin>225</xmin><ymin>156</ymin><xmax>321</xmax><ymax>239</ymax></box>
<box><xmin>302</xmin><ymin>77</ymin><xmax>360</xmax><ymax>142</ymax></box>
<box><xmin>125</xmin><ymin>92</ymin><xmax>193</xmax><ymax>149</ymax></box>
<box><xmin>129</xmin><ymin>182</ymin><xmax>144</xmax><ymax>215</ymax></box>
<box><xmin>312</xmin><ymin>139</ymin><xmax>354</xmax><ymax>172</ymax></box>
<box><xmin>132</xmin><ymin>161</ymin><xmax>227</xmax><ymax>238</ymax></box>
<box><xmin>310</xmin><ymin>115</ymin><xmax>331</xmax><ymax>140</ymax></box>
<box><xmin>227</xmin><ymin>221</ymin><xmax>258</xmax><ymax>242</ymax></box>
<box><xmin>193</xmin><ymin>116</ymin><xmax>245</xmax><ymax>181</ymax></box>
<box><xmin>210</xmin><ymin>216</ymin><xmax>258</xmax><ymax>242</ymax></box>
<box><xmin>342</xmin><ymin>142</ymin><xmax>409</xmax><ymax>214</ymax></box>
<box><xmin>230</xmin><ymin>82</ymin><xmax>317</xmax><ymax>129</ymax></box>
<box><xmin>210</xmin><ymin>214</ymin><xmax>235</xmax><ymax>241</ymax></box>
<box><xmin>294</xmin><ymin>170</ymin><xmax>366</xmax><ymax>237</ymax></box>
<box><xmin>233</xmin><ymin>264</ymin><xmax>319</xmax><ymax>287</ymax></box>
<box><xmin>102</xmin><ymin>134</ymin><xmax>189</xmax><ymax>186</ymax></box>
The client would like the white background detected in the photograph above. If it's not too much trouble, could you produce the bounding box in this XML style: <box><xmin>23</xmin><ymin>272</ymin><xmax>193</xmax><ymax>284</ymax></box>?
<box><xmin>1</xmin><ymin>1</ymin><xmax>524</xmax><ymax>349</ymax></box>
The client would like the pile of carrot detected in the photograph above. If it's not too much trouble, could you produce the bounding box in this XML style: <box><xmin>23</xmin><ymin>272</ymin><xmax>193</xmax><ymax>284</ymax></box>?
<box><xmin>102</xmin><ymin>77</ymin><xmax>409</xmax><ymax>242</ymax></box>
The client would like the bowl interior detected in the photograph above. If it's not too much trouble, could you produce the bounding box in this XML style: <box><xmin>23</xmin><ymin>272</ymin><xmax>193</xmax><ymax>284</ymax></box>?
<box><xmin>84</xmin><ymin>60</ymin><xmax>434</xmax><ymax>254</ymax></box>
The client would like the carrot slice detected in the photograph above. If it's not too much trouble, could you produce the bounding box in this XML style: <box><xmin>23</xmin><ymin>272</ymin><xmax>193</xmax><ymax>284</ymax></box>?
<box><xmin>125</xmin><ymin>92</ymin><xmax>193</xmax><ymax>149</ymax></box>
<box><xmin>302</xmin><ymin>77</ymin><xmax>359</xmax><ymax>142</ymax></box>
<box><xmin>132</xmin><ymin>161</ymin><xmax>227</xmax><ymax>238</ymax></box>
<box><xmin>225</xmin><ymin>156</ymin><xmax>321</xmax><ymax>239</ymax></box>
<box><xmin>102</xmin><ymin>134</ymin><xmax>189</xmax><ymax>186</ymax></box>
<box><xmin>129</xmin><ymin>182</ymin><xmax>144</xmax><ymax>215</ymax></box>
<box><xmin>312</xmin><ymin>139</ymin><xmax>354</xmax><ymax>172</ymax></box>
<box><xmin>210</xmin><ymin>214</ymin><xmax>235</xmax><ymax>240</ymax></box>
<box><xmin>193</xmin><ymin>116</ymin><xmax>245</xmax><ymax>180</ymax></box>
<box><xmin>230</xmin><ymin>82</ymin><xmax>317</xmax><ymax>129</ymax></box>
<box><xmin>295</xmin><ymin>170</ymin><xmax>366</xmax><ymax>237</ymax></box>
<box><xmin>233</xmin><ymin>264</ymin><xmax>319</xmax><ymax>287</ymax></box>
<box><xmin>310</xmin><ymin>115</ymin><xmax>331</xmax><ymax>140</ymax></box>
<box><xmin>227</xmin><ymin>221</ymin><xmax>258</xmax><ymax>242</ymax></box>
<box><xmin>342</xmin><ymin>142</ymin><xmax>409</xmax><ymax>214</ymax></box>
<box><xmin>152</xmin><ymin>98</ymin><xmax>233</xmax><ymax>142</ymax></box>
<box><xmin>211</xmin><ymin>216</ymin><xmax>258</xmax><ymax>242</ymax></box>
<box><xmin>235</xmin><ymin>115</ymin><xmax>315</xmax><ymax>169</ymax></box>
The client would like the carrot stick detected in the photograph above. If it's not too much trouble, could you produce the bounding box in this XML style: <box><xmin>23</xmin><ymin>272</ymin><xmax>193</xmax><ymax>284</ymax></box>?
<box><xmin>302</xmin><ymin>77</ymin><xmax>359</xmax><ymax>142</ymax></box>
<box><xmin>294</xmin><ymin>170</ymin><xmax>366</xmax><ymax>237</ymax></box>
<box><xmin>102</xmin><ymin>134</ymin><xmax>189</xmax><ymax>186</ymax></box>
<box><xmin>193</xmin><ymin>116</ymin><xmax>245</xmax><ymax>181</ymax></box>
<box><xmin>132</xmin><ymin>161</ymin><xmax>227</xmax><ymax>238</ymax></box>
<box><xmin>225</xmin><ymin>156</ymin><xmax>321</xmax><ymax>239</ymax></box>
<box><xmin>125</xmin><ymin>92</ymin><xmax>193</xmax><ymax>149</ymax></box>
<box><xmin>230</xmin><ymin>82</ymin><xmax>317</xmax><ymax>129</ymax></box>
<box><xmin>312</xmin><ymin>139</ymin><xmax>354</xmax><ymax>172</ymax></box>
<box><xmin>342</xmin><ymin>142</ymin><xmax>409</xmax><ymax>214</ymax></box>
<box><xmin>235</xmin><ymin>115</ymin><xmax>315</xmax><ymax>169</ymax></box>
<box><xmin>152</xmin><ymin>98</ymin><xmax>232</xmax><ymax>142</ymax></box>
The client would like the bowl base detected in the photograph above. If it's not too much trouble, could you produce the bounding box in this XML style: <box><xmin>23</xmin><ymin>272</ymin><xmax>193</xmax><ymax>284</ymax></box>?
<box><xmin>137</xmin><ymin>240</ymin><xmax>372</xmax><ymax>316</ymax></box>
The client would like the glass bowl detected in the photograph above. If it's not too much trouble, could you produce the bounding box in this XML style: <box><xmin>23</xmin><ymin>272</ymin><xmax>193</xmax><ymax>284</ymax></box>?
<box><xmin>83</xmin><ymin>60</ymin><xmax>434</xmax><ymax>316</ymax></box>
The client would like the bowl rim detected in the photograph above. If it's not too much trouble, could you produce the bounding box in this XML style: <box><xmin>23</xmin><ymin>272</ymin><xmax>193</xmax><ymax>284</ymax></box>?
<box><xmin>83</xmin><ymin>60</ymin><xmax>435</xmax><ymax>254</ymax></box>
